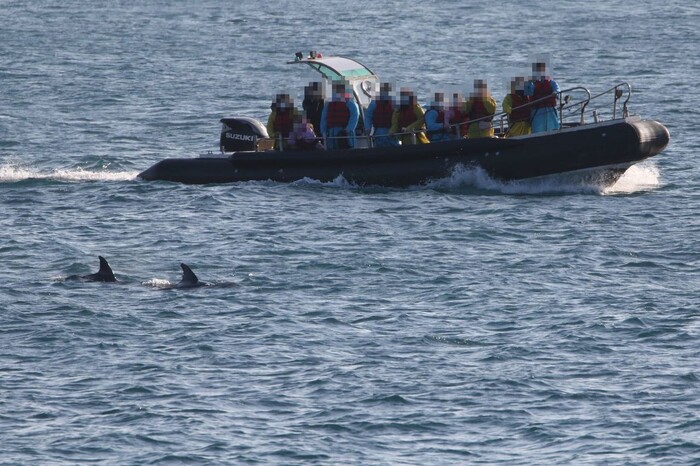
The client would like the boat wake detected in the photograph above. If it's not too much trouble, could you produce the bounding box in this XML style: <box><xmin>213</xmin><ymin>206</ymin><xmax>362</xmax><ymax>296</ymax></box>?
<box><xmin>427</xmin><ymin>161</ymin><xmax>660</xmax><ymax>195</ymax></box>
<box><xmin>287</xmin><ymin>161</ymin><xmax>661</xmax><ymax>196</ymax></box>
<box><xmin>602</xmin><ymin>162</ymin><xmax>660</xmax><ymax>195</ymax></box>
<box><xmin>7</xmin><ymin>156</ymin><xmax>654</xmax><ymax>194</ymax></box>
<box><xmin>0</xmin><ymin>164</ymin><xmax>139</xmax><ymax>184</ymax></box>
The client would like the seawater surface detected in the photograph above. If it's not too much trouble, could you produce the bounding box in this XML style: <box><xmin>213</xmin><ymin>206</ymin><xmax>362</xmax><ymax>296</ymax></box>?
<box><xmin>1</xmin><ymin>0</ymin><xmax>699</xmax><ymax>464</ymax></box>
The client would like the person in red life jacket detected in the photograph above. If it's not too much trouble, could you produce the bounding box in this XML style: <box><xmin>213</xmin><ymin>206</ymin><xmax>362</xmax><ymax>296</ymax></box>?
<box><xmin>424</xmin><ymin>92</ymin><xmax>451</xmax><ymax>142</ymax></box>
<box><xmin>502</xmin><ymin>76</ymin><xmax>532</xmax><ymax>137</ymax></box>
<box><xmin>364</xmin><ymin>82</ymin><xmax>398</xmax><ymax>147</ymax></box>
<box><xmin>464</xmin><ymin>79</ymin><xmax>497</xmax><ymax>138</ymax></box>
<box><xmin>302</xmin><ymin>81</ymin><xmax>324</xmax><ymax>137</ymax></box>
<box><xmin>525</xmin><ymin>61</ymin><xmax>560</xmax><ymax>133</ymax></box>
<box><xmin>447</xmin><ymin>92</ymin><xmax>468</xmax><ymax>138</ymax></box>
<box><xmin>320</xmin><ymin>81</ymin><xmax>360</xmax><ymax>150</ymax></box>
<box><xmin>266</xmin><ymin>93</ymin><xmax>299</xmax><ymax>150</ymax></box>
<box><xmin>389</xmin><ymin>88</ymin><xmax>429</xmax><ymax>145</ymax></box>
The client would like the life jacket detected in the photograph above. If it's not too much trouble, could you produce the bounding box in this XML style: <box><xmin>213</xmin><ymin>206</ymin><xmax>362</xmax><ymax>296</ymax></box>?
<box><xmin>468</xmin><ymin>99</ymin><xmax>493</xmax><ymax>122</ymax></box>
<box><xmin>372</xmin><ymin>99</ymin><xmax>394</xmax><ymax>128</ymax></box>
<box><xmin>509</xmin><ymin>93</ymin><xmax>531</xmax><ymax>123</ymax></box>
<box><xmin>449</xmin><ymin>107</ymin><xmax>468</xmax><ymax>136</ymax></box>
<box><xmin>533</xmin><ymin>79</ymin><xmax>557</xmax><ymax>108</ymax></box>
<box><xmin>398</xmin><ymin>105</ymin><xmax>417</xmax><ymax>128</ymax></box>
<box><xmin>273</xmin><ymin>108</ymin><xmax>293</xmax><ymax>136</ymax></box>
<box><xmin>326</xmin><ymin>101</ymin><xmax>350</xmax><ymax>128</ymax></box>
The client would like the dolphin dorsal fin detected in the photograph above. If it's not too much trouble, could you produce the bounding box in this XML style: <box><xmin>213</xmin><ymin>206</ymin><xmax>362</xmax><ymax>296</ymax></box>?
<box><xmin>97</xmin><ymin>256</ymin><xmax>116</xmax><ymax>282</ymax></box>
<box><xmin>180</xmin><ymin>263</ymin><xmax>199</xmax><ymax>284</ymax></box>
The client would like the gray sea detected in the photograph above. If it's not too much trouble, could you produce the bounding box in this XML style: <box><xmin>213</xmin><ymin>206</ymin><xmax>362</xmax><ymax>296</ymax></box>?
<box><xmin>1</xmin><ymin>0</ymin><xmax>698</xmax><ymax>464</ymax></box>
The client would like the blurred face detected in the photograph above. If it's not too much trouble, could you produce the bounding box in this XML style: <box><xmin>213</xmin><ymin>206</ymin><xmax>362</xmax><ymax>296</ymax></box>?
<box><xmin>474</xmin><ymin>80</ymin><xmax>487</xmax><ymax>96</ymax></box>
<box><xmin>276</xmin><ymin>94</ymin><xmax>291</xmax><ymax>109</ymax></box>
<box><xmin>512</xmin><ymin>77</ymin><xmax>525</xmax><ymax>92</ymax></box>
<box><xmin>333</xmin><ymin>84</ymin><xmax>346</xmax><ymax>99</ymax></box>
<box><xmin>380</xmin><ymin>83</ymin><xmax>392</xmax><ymax>98</ymax></box>
<box><xmin>532</xmin><ymin>63</ymin><xmax>547</xmax><ymax>77</ymax></box>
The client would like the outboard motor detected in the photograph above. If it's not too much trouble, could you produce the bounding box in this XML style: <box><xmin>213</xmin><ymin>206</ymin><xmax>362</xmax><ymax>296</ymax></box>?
<box><xmin>220</xmin><ymin>117</ymin><xmax>269</xmax><ymax>152</ymax></box>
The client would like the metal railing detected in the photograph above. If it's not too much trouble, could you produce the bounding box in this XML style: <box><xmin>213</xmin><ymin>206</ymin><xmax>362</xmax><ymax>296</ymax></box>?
<box><xmin>233</xmin><ymin>82</ymin><xmax>635</xmax><ymax>153</ymax></box>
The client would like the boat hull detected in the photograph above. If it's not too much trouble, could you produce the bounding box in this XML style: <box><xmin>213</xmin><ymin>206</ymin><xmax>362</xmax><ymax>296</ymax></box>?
<box><xmin>138</xmin><ymin>118</ymin><xmax>669</xmax><ymax>187</ymax></box>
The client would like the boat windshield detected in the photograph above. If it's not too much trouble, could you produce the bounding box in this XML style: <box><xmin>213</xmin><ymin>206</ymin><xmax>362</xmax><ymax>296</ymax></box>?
<box><xmin>288</xmin><ymin>54</ymin><xmax>380</xmax><ymax>111</ymax></box>
<box><xmin>288</xmin><ymin>55</ymin><xmax>376</xmax><ymax>81</ymax></box>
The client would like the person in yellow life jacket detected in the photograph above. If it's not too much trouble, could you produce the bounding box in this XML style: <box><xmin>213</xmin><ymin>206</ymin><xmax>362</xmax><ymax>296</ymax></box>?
<box><xmin>320</xmin><ymin>81</ymin><xmax>360</xmax><ymax>150</ymax></box>
<box><xmin>502</xmin><ymin>76</ymin><xmax>532</xmax><ymax>137</ymax></box>
<box><xmin>389</xmin><ymin>88</ymin><xmax>429</xmax><ymax>145</ymax></box>
<box><xmin>266</xmin><ymin>93</ymin><xmax>299</xmax><ymax>150</ymax></box>
<box><xmin>464</xmin><ymin>79</ymin><xmax>497</xmax><ymax>138</ymax></box>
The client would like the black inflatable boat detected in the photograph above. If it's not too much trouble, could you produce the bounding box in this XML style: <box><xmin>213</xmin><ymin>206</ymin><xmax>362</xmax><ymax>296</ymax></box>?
<box><xmin>138</xmin><ymin>55</ymin><xmax>670</xmax><ymax>187</ymax></box>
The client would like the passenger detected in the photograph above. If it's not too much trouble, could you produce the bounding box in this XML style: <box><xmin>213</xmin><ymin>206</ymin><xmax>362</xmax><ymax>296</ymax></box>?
<box><xmin>320</xmin><ymin>81</ymin><xmax>360</xmax><ymax>150</ymax></box>
<box><xmin>447</xmin><ymin>92</ymin><xmax>468</xmax><ymax>138</ymax></box>
<box><xmin>464</xmin><ymin>79</ymin><xmax>497</xmax><ymax>138</ymax></box>
<box><xmin>389</xmin><ymin>88</ymin><xmax>429</xmax><ymax>145</ymax></box>
<box><xmin>525</xmin><ymin>61</ymin><xmax>561</xmax><ymax>133</ymax></box>
<box><xmin>266</xmin><ymin>93</ymin><xmax>298</xmax><ymax>150</ymax></box>
<box><xmin>287</xmin><ymin>115</ymin><xmax>324</xmax><ymax>150</ymax></box>
<box><xmin>302</xmin><ymin>81</ymin><xmax>325</xmax><ymax>137</ymax></box>
<box><xmin>364</xmin><ymin>82</ymin><xmax>398</xmax><ymax>147</ymax></box>
<box><xmin>424</xmin><ymin>92</ymin><xmax>451</xmax><ymax>142</ymax></box>
<box><xmin>464</xmin><ymin>79</ymin><xmax>496</xmax><ymax>138</ymax></box>
<box><xmin>502</xmin><ymin>76</ymin><xmax>532</xmax><ymax>137</ymax></box>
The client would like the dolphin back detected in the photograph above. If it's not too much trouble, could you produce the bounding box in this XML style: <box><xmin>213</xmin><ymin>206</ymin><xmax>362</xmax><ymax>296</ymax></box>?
<box><xmin>97</xmin><ymin>256</ymin><xmax>117</xmax><ymax>282</ymax></box>
<box><xmin>179</xmin><ymin>263</ymin><xmax>200</xmax><ymax>287</ymax></box>
<box><xmin>80</xmin><ymin>256</ymin><xmax>117</xmax><ymax>282</ymax></box>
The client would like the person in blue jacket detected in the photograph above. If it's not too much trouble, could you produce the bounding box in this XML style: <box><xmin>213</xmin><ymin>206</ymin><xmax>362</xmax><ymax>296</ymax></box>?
<box><xmin>525</xmin><ymin>61</ymin><xmax>561</xmax><ymax>133</ymax></box>
<box><xmin>364</xmin><ymin>82</ymin><xmax>397</xmax><ymax>147</ymax></box>
<box><xmin>424</xmin><ymin>92</ymin><xmax>451</xmax><ymax>142</ymax></box>
<box><xmin>320</xmin><ymin>81</ymin><xmax>360</xmax><ymax>150</ymax></box>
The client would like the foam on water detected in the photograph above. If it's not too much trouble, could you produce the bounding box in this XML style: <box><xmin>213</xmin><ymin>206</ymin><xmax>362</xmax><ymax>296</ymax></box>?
<box><xmin>424</xmin><ymin>164</ymin><xmax>599</xmax><ymax>194</ymax></box>
<box><xmin>0</xmin><ymin>160</ymin><xmax>661</xmax><ymax>193</ymax></box>
<box><xmin>603</xmin><ymin>162</ymin><xmax>660</xmax><ymax>195</ymax></box>
<box><xmin>142</xmin><ymin>278</ymin><xmax>173</xmax><ymax>289</ymax></box>
<box><xmin>291</xmin><ymin>174</ymin><xmax>356</xmax><ymax>188</ymax></box>
<box><xmin>0</xmin><ymin>164</ymin><xmax>138</xmax><ymax>183</ymax></box>
<box><xmin>282</xmin><ymin>163</ymin><xmax>662</xmax><ymax>196</ymax></box>
<box><xmin>426</xmin><ymin>162</ymin><xmax>662</xmax><ymax>195</ymax></box>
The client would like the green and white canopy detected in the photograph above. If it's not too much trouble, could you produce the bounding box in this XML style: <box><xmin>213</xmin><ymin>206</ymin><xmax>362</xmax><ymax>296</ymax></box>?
<box><xmin>288</xmin><ymin>54</ymin><xmax>380</xmax><ymax>109</ymax></box>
